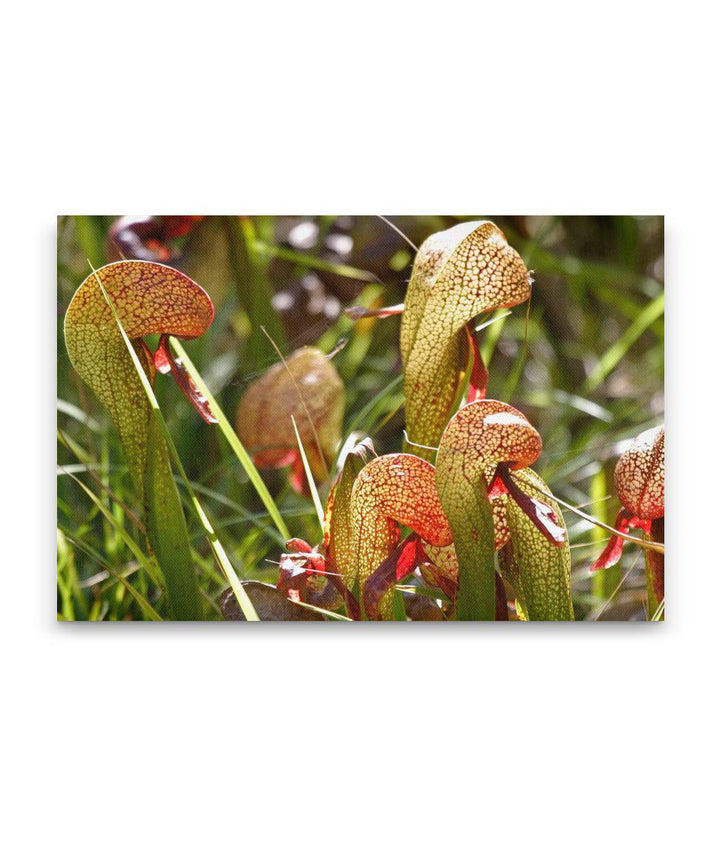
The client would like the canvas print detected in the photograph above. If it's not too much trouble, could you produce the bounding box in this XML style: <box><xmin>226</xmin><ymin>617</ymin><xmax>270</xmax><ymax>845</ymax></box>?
<box><xmin>57</xmin><ymin>216</ymin><xmax>664</xmax><ymax>621</ymax></box>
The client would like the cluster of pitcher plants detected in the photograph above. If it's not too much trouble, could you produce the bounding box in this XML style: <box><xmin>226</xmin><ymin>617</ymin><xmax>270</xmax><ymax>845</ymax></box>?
<box><xmin>63</xmin><ymin>219</ymin><xmax>664</xmax><ymax>620</ymax></box>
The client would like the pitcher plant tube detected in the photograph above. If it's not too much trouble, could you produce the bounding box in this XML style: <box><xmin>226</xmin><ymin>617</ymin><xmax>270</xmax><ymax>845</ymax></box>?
<box><xmin>399</xmin><ymin>220</ymin><xmax>532</xmax><ymax>456</ymax></box>
<box><xmin>436</xmin><ymin>399</ymin><xmax>573</xmax><ymax>621</ymax></box>
<box><xmin>64</xmin><ymin>260</ymin><xmax>216</xmax><ymax>619</ymax></box>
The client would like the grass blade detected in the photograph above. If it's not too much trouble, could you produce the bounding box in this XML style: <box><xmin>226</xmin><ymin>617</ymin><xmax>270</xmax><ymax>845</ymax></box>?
<box><xmin>582</xmin><ymin>292</ymin><xmax>664</xmax><ymax>393</ymax></box>
<box><xmin>291</xmin><ymin>415</ymin><xmax>325</xmax><ymax>533</ymax></box>
<box><xmin>61</xmin><ymin>469</ymin><xmax>160</xmax><ymax>585</ymax></box>
<box><xmin>102</xmin><ymin>564</ymin><xmax>164</xmax><ymax>621</ymax></box>
<box><xmin>346</xmin><ymin>375</ymin><xmax>403</xmax><ymax>434</ymax></box>
<box><xmin>290</xmin><ymin>600</ymin><xmax>353</xmax><ymax>621</ymax></box>
<box><xmin>57</xmin><ymin>398</ymin><xmax>101</xmax><ymax>432</ymax></box>
<box><xmin>254</xmin><ymin>242</ymin><xmax>378</xmax><ymax>282</ymax></box>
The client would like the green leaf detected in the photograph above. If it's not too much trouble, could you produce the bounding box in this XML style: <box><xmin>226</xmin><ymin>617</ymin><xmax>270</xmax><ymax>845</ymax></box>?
<box><xmin>345</xmin><ymin>375</ymin><xmax>403</xmax><ymax>435</ymax></box>
<box><xmin>253</xmin><ymin>242</ymin><xmax>378</xmax><ymax>283</ymax></box>
<box><xmin>101</xmin><ymin>563</ymin><xmax>165</xmax><ymax>622</ymax></box>
<box><xmin>61</xmin><ymin>469</ymin><xmax>163</xmax><ymax>598</ymax></box>
<box><xmin>72</xmin><ymin>215</ymin><xmax>107</xmax><ymax>269</ymax></box>
<box><xmin>291</xmin><ymin>415</ymin><xmax>325</xmax><ymax>532</ymax></box>
<box><xmin>582</xmin><ymin>292</ymin><xmax>664</xmax><ymax>393</ymax></box>
<box><xmin>230</xmin><ymin>217</ymin><xmax>287</xmax><ymax>369</ymax></box>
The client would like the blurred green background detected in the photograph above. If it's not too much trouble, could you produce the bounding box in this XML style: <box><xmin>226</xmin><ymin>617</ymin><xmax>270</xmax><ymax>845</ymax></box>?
<box><xmin>57</xmin><ymin>215</ymin><xmax>664</xmax><ymax>620</ymax></box>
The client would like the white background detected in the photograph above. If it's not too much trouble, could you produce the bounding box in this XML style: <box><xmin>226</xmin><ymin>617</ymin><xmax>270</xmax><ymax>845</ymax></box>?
<box><xmin>2</xmin><ymin>1</ymin><xmax>717</xmax><ymax>854</ymax></box>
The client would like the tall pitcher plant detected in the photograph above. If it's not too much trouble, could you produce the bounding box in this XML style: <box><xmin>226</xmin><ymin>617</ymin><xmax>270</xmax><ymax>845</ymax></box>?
<box><xmin>65</xmin><ymin>261</ymin><xmax>216</xmax><ymax>619</ymax></box>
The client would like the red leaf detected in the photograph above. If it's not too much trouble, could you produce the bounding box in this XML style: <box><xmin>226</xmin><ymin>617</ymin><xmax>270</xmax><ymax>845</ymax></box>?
<box><xmin>108</xmin><ymin>215</ymin><xmax>204</xmax><ymax>263</ymax></box>
<box><xmin>162</xmin><ymin>215</ymin><xmax>204</xmax><ymax>239</ymax></box>
<box><xmin>420</xmin><ymin>560</ymin><xmax>457</xmax><ymax>602</ymax></box>
<box><xmin>466</xmin><ymin>323</ymin><xmax>488</xmax><ymax>402</ymax></box>
<box><xmin>495</xmin><ymin>572</ymin><xmax>509</xmax><ymax>621</ymax></box>
<box><xmin>289</xmin><ymin>452</ymin><xmax>309</xmax><ymax>496</ymax></box>
<box><xmin>276</xmin><ymin>553</ymin><xmax>341</xmax><ymax>611</ymax></box>
<box><xmin>498</xmin><ymin>463</ymin><xmax>566</xmax><ymax>545</ymax></box>
<box><xmin>153</xmin><ymin>340</ymin><xmax>172</xmax><ymax>374</ymax></box>
<box><xmin>487</xmin><ymin>463</ymin><xmax>509</xmax><ymax>499</ymax></box>
<box><xmin>363</xmin><ymin>534</ymin><xmax>427</xmax><ymax>620</ymax></box>
<box><xmin>590</xmin><ymin>508</ymin><xmax>631</xmax><ymax>571</ymax></box>
<box><xmin>278</xmin><ymin>537</ymin><xmax>361</xmax><ymax>619</ymax></box>
<box><xmin>329</xmin><ymin>572</ymin><xmax>362</xmax><ymax>621</ymax></box>
<box><xmin>589</xmin><ymin>533</ymin><xmax>626</xmax><ymax>572</ymax></box>
<box><xmin>286</xmin><ymin>538</ymin><xmax>313</xmax><ymax>553</ymax></box>
<box><xmin>154</xmin><ymin>334</ymin><xmax>217</xmax><ymax>424</ymax></box>
<box><xmin>589</xmin><ymin>508</ymin><xmax>653</xmax><ymax>572</ymax></box>
<box><xmin>344</xmin><ymin>303</ymin><xmax>405</xmax><ymax>320</ymax></box>
<box><xmin>628</xmin><ymin>515</ymin><xmax>652</xmax><ymax>535</ymax></box>
<box><xmin>254</xmin><ymin>450</ymin><xmax>296</xmax><ymax>469</ymax></box>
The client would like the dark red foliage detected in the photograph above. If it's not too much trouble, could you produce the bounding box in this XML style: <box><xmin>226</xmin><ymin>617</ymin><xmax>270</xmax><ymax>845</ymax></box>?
<box><xmin>589</xmin><ymin>507</ymin><xmax>652</xmax><ymax>572</ymax></box>
<box><xmin>493</xmin><ymin>462</ymin><xmax>566</xmax><ymax>546</ymax></box>
<box><xmin>154</xmin><ymin>333</ymin><xmax>217</xmax><ymax>424</ymax></box>
<box><xmin>277</xmin><ymin>540</ymin><xmax>361</xmax><ymax>619</ymax></box>
<box><xmin>108</xmin><ymin>215</ymin><xmax>204</xmax><ymax>263</ymax></box>
<box><xmin>466</xmin><ymin>323</ymin><xmax>488</xmax><ymax>402</ymax></box>
<box><xmin>363</xmin><ymin>534</ymin><xmax>429</xmax><ymax>620</ymax></box>
<box><xmin>495</xmin><ymin>572</ymin><xmax>509</xmax><ymax>621</ymax></box>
